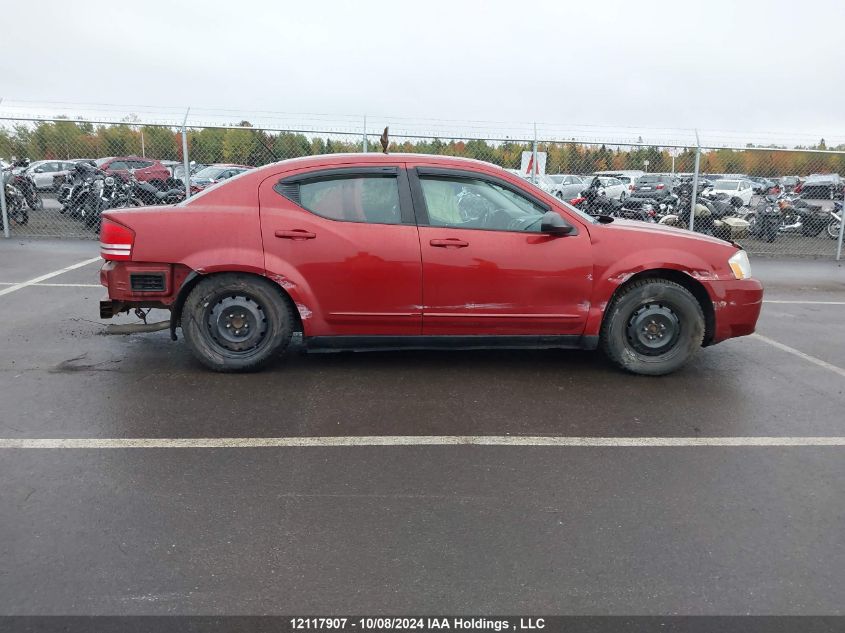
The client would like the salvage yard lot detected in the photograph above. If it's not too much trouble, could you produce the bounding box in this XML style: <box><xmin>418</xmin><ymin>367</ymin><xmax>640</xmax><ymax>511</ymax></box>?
<box><xmin>0</xmin><ymin>239</ymin><xmax>844</xmax><ymax>614</ymax></box>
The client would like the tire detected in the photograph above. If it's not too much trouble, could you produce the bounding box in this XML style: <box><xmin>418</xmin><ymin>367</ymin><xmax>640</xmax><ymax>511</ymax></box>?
<box><xmin>828</xmin><ymin>219</ymin><xmax>842</xmax><ymax>240</ymax></box>
<box><xmin>600</xmin><ymin>279</ymin><xmax>705</xmax><ymax>376</ymax></box>
<box><xmin>181</xmin><ymin>273</ymin><xmax>295</xmax><ymax>372</ymax></box>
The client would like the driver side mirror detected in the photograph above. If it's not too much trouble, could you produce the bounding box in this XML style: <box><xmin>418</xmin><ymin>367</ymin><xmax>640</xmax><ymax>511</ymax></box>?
<box><xmin>540</xmin><ymin>211</ymin><xmax>574</xmax><ymax>236</ymax></box>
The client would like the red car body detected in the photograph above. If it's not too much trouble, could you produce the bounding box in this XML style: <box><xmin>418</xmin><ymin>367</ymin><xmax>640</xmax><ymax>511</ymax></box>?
<box><xmin>98</xmin><ymin>153</ymin><xmax>763</xmax><ymax>373</ymax></box>
<box><xmin>98</xmin><ymin>156</ymin><xmax>171</xmax><ymax>183</ymax></box>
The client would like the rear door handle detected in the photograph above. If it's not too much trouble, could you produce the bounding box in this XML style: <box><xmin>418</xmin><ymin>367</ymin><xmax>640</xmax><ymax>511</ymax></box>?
<box><xmin>275</xmin><ymin>229</ymin><xmax>316</xmax><ymax>240</ymax></box>
<box><xmin>430</xmin><ymin>238</ymin><xmax>469</xmax><ymax>248</ymax></box>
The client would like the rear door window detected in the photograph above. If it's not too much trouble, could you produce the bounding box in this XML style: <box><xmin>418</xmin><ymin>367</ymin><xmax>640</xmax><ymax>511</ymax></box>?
<box><xmin>287</xmin><ymin>175</ymin><xmax>402</xmax><ymax>225</ymax></box>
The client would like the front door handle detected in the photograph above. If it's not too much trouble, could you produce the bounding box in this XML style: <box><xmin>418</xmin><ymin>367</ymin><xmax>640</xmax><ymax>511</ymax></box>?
<box><xmin>430</xmin><ymin>238</ymin><xmax>469</xmax><ymax>248</ymax></box>
<box><xmin>275</xmin><ymin>229</ymin><xmax>316</xmax><ymax>240</ymax></box>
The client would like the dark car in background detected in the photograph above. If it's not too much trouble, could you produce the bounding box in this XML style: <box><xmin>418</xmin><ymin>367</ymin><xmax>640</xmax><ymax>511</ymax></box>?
<box><xmin>631</xmin><ymin>174</ymin><xmax>676</xmax><ymax>198</ymax></box>
<box><xmin>797</xmin><ymin>173</ymin><xmax>843</xmax><ymax>199</ymax></box>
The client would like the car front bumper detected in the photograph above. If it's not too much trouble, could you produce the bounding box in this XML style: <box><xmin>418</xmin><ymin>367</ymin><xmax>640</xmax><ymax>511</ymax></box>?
<box><xmin>708</xmin><ymin>278</ymin><xmax>764</xmax><ymax>344</ymax></box>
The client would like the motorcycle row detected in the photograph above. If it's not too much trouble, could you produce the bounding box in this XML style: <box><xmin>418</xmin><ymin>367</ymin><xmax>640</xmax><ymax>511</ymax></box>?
<box><xmin>571</xmin><ymin>177</ymin><xmax>843</xmax><ymax>243</ymax></box>
<box><xmin>1</xmin><ymin>159</ymin><xmax>186</xmax><ymax>232</ymax></box>
<box><xmin>56</xmin><ymin>162</ymin><xmax>185</xmax><ymax>231</ymax></box>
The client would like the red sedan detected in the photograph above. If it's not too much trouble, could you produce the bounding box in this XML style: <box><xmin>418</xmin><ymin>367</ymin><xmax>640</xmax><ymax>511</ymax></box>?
<box><xmin>98</xmin><ymin>154</ymin><xmax>763</xmax><ymax>375</ymax></box>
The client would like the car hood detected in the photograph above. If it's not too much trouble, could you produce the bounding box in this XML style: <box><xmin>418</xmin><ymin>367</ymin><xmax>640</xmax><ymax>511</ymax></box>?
<box><xmin>598</xmin><ymin>217</ymin><xmax>733</xmax><ymax>248</ymax></box>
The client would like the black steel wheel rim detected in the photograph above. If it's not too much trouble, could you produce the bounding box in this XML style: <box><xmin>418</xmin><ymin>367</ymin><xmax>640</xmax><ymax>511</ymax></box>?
<box><xmin>206</xmin><ymin>295</ymin><xmax>268</xmax><ymax>354</ymax></box>
<box><xmin>626</xmin><ymin>302</ymin><xmax>681</xmax><ymax>356</ymax></box>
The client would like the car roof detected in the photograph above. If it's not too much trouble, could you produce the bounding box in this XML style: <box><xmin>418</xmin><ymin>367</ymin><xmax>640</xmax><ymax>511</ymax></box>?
<box><xmin>183</xmin><ymin>153</ymin><xmax>533</xmax><ymax>207</ymax></box>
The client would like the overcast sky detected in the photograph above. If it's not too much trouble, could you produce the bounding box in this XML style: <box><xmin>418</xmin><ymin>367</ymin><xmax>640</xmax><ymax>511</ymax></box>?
<box><xmin>3</xmin><ymin>0</ymin><xmax>844</xmax><ymax>146</ymax></box>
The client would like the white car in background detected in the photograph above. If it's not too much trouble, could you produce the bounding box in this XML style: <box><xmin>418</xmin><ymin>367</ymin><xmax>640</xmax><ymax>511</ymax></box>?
<box><xmin>26</xmin><ymin>160</ymin><xmax>78</xmax><ymax>191</ymax></box>
<box><xmin>592</xmin><ymin>176</ymin><xmax>628</xmax><ymax>200</ymax></box>
<box><xmin>708</xmin><ymin>179</ymin><xmax>755</xmax><ymax>206</ymax></box>
<box><xmin>506</xmin><ymin>169</ymin><xmax>558</xmax><ymax>195</ymax></box>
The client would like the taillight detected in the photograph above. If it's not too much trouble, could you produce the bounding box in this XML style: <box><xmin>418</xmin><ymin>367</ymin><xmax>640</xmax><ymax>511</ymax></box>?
<box><xmin>100</xmin><ymin>219</ymin><xmax>135</xmax><ymax>261</ymax></box>
<box><xmin>570</xmin><ymin>196</ymin><xmax>585</xmax><ymax>205</ymax></box>
<box><xmin>656</xmin><ymin>184</ymin><xmax>665</xmax><ymax>189</ymax></box>
<box><xmin>629</xmin><ymin>184</ymin><xmax>634</xmax><ymax>190</ymax></box>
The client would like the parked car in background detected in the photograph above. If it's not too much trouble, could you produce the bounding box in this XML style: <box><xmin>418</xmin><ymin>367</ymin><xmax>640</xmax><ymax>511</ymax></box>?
<box><xmin>172</xmin><ymin>162</ymin><xmax>207</xmax><ymax>185</ymax></box>
<box><xmin>97</xmin><ymin>153</ymin><xmax>763</xmax><ymax>376</ymax></box>
<box><xmin>631</xmin><ymin>174</ymin><xmax>676</xmax><ymax>199</ymax></box>
<box><xmin>748</xmin><ymin>177</ymin><xmax>776</xmax><ymax>195</ymax></box>
<box><xmin>708</xmin><ymin>179</ymin><xmax>755</xmax><ymax>206</ymax></box>
<box><xmin>26</xmin><ymin>160</ymin><xmax>78</xmax><ymax>191</ymax></box>
<box><xmin>95</xmin><ymin>156</ymin><xmax>171</xmax><ymax>184</ymax></box>
<box><xmin>591</xmin><ymin>176</ymin><xmax>627</xmax><ymax>200</ymax></box>
<box><xmin>190</xmin><ymin>164</ymin><xmax>254</xmax><ymax>190</ymax></box>
<box><xmin>548</xmin><ymin>174</ymin><xmax>588</xmax><ymax>201</ymax></box>
<box><xmin>798</xmin><ymin>173</ymin><xmax>843</xmax><ymax>199</ymax></box>
<box><xmin>594</xmin><ymin>170</ymin><xmax>645</xmax><ymax>196</ymax></box>
<box><xmin>549</xmin><ymin>174</ymin><xmax>586</xmax><ymax>187</ymax></box>
<box><xmin>779</xmin><ymin>176</ymin><xmax>801</xmax><ymax>192</ymax></box>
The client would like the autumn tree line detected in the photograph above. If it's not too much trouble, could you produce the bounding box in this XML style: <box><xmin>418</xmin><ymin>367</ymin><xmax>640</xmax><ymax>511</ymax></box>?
<box><xmin>1</xmin><ymin>119</ymin><xmax>843</xmax><ymax>178</ymax></box>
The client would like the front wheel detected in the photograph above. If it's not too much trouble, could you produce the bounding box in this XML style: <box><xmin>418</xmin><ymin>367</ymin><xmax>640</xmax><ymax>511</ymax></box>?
<box><xmin>828</xmin><ymin>219</ymin><xmax>842</xmax><ymax>239</ymax></box>
<box><xmin>182</xmin><ymin>274</ymin><xmax>295</xmax><ymax>372</ymax></box>
<box><xmin>600</xmin><ymin>279</ymin><xmax>705</xmax><ymax>376</ymax></box>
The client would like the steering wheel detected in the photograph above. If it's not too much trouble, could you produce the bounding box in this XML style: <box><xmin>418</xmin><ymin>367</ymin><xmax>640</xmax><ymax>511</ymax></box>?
<box><xmin>506</xmin><ymin>215</ymin><xmax>542</xmax><ymax>232</ymax></box>
<box><xmin>479</xmin><ymin>208</ymin><xmax>512</xmax><ymax>230</ymax></box>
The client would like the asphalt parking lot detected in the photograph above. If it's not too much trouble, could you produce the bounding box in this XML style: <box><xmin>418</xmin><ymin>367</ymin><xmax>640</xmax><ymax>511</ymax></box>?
<box><xmin>1</xmin><ymin>239</ymin><xmax>844</xmax><ymax>616</ymax></box>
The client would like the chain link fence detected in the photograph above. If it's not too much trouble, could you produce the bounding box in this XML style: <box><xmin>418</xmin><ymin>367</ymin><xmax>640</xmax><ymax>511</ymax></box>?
<box><xmin>1</xmin><ymin>115</ymin><xmax>843</xmax><ymax>259</ymax></box>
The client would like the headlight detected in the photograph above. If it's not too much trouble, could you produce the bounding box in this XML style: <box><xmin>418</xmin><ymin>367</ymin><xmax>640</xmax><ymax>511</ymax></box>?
<box><xmin>105</xmin><ymin>176</ymin><xmax>115</xmax><ymax>186</ymax></box>
<box><xmin>728</xmin><ymin>250</ymin><xmax>751</xmax><ymax>280</ymax></box>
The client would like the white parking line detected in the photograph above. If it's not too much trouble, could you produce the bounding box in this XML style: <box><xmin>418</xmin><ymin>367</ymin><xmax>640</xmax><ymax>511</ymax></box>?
<box><xmin>0</xmin><ymin>257</ymin><xmax>101</xmax><ymax>297</ymax></box>
<box><xmin>0</xmin><ymin>282</ymin><xmax>101</xmax><ymax>288</ymax></box>
<box><xmin>1</xmin><ymin>436</ymin><xmax>844</xmax><ymax>449</ymax></box>
<box><xmin>764</xmin><ymin>300</ymin><xmax>845</xmax><ymax>305</ymax></box>
<box><xmin>751</xmin><ymin>333</ymin><xmax>845</xmax><ymax>378</ymax></box>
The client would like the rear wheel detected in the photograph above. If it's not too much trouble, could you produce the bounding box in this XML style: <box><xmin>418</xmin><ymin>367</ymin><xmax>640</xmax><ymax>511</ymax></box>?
<box><xmin>182</xmin><ymin>274</ymin><xmax>295</xmax><ymax>372</ymax></box>
<box><xmin>600</xmin><ymin>279</ymin><xmax>704</xmax><ymax>376</ymax></box>
<box><xmin>828</xmin><ymin>219</ymin><xmax>842</xmax><ymax>239</ymax></box>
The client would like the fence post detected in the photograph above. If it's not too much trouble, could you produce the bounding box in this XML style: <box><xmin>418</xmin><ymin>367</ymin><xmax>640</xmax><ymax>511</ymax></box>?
<box><xmin>362</xmin><ymin>115</ymin><xmax>368</xmax><ymax>153</ymax></box>
<box><xmin>689</xmin><ymin>131</ymin><xmax>701</xmax><ymax>233</ymax></box>
<box><xmin>837</xmin><ymin>195</ymin><xmax>844</xmax><ymax>260</ymax></box>
<box><xmin>1</xmin><ymin>167</ymin><xmax>8</xmax><ymax>239</ymax></box>
<box><xmin>181</xmin><ymin>108</ymin><xmax>191</xmax><ymax>200</ymax></box>
<box><xmin>532</xmin><ymin>122</ymin><xmax>538</xmax><ymax>185</ymax></box>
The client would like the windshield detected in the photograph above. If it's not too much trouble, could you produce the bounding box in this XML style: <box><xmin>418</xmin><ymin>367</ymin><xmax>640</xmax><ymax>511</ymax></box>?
<box><xmin>193</xmin><ymin>166</ymin><xmax>228</xmax><ymax>179</ymax></box>
<box><xmin>95</xmin><ymin>157</ymin><xmax>112</xmax><ymax>167</ymax></box>
<box><xmin>715</xmin><ymin>181</ymin><xmax>740</xmax><ymax>190</ymax></box>
<box><xmin>548</xmin><ymin>175</ymin><xmax>564</xmax><ymax>184</ymax></box>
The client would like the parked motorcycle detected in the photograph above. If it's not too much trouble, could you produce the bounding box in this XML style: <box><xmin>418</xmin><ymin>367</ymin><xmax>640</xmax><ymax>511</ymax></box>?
<box><xmin>658</xmin><ymin>179</ymin><xmax>749</xmax><ymax>240</ymax></box>
<box><xmin>745</xmin><ymin>196</ymin><xmax>782</xmax><ymax>243</ymax></box>
<box><xmin>827</xmin><ymin>202</ymin><xmax>842</xmax><ymax>240</ymax></box>
<box><xmin>1</xmin><ymin>169</ymin><xmax>29</xmax><ymax>228</ymax></box>
<box><xmin>58</xmin><ymin>162</ymin><xmax>109</xmax><ymax>229</ymax></box>
<box><xmin>775</xmin><ymin>196</ymin><xmax>829</xmax><ymax>237</ymax></box>
<box><xmin>573</xmin><ymin>177</ymin><xmax>623</xmax><ymax>217</ymax></box>
<box><xmin>127</xmin><ymin>173</ymin><xmax>185</xmax><ymax>206</ymax></box>
<box><xmin>7</xmin><ymin>159</ymin><xmax>42</xmax><ymax>211</ymax></box>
